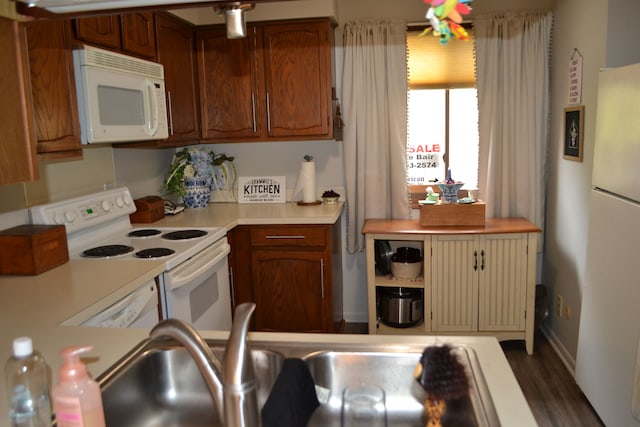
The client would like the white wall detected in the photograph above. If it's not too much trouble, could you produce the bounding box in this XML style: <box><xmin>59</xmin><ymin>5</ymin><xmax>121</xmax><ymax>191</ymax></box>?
<box><xmin>543</xmin><ymin>0</ymin><xmax>607</xmax><ymax>369</ymax></box>
<box><xmin>544</xmin><ymin>0</ymin><xmax>640</xmax><ymax>369</ymax></box>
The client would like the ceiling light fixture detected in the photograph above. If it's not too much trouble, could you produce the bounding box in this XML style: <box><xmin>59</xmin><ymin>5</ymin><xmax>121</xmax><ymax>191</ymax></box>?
<box><xmin>214</xmin><ymin>2</ymin><xmax>256</xmax><ymax>39</ymax></box>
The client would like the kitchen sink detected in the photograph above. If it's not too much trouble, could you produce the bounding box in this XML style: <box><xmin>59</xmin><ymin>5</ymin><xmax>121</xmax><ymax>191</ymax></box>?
<box><xmin>97</xmin><ymin>340</ymin><xmax>284</xmax><ymax>427</ymax></box>
<box><xmin>97</xmin><ymin>340</ymin><xmax>498</xmax><ymax>427</ymax></box>
<box><xmin>304</xmin><ymin>346</ymin><xmax>499</xmax><ymax>427</ymax></box>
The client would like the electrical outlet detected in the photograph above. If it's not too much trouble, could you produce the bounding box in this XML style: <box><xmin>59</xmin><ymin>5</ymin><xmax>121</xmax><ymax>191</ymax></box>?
<box><xmin>565</xmin><ymin>304</ymin><xmax>572</xmax><ymax>319</ymax></box>
<box><xmin>555</xmin><ymin>295</ymin><xmax>563</xmax><ymax>317</ymax></box>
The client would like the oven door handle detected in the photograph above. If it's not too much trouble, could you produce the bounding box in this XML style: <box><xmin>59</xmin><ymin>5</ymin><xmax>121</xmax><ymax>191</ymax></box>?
<box><xmin>165</xmin><ymin>242</ymin><xmax>230</xmax><ymax>291</ymax></box>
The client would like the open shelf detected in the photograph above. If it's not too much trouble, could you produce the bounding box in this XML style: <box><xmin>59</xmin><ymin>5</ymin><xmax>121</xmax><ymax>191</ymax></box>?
<box><xmin>374</xmin><ymin>275</ymin><xmax>425</xmax><ymax>289</ymax></box>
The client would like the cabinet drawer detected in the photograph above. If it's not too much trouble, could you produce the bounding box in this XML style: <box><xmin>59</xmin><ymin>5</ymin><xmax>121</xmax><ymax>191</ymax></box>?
<box><xmin>250</xmin><ymin>226</ymin><xmax>326</xmax><ymax>247</ymax></box>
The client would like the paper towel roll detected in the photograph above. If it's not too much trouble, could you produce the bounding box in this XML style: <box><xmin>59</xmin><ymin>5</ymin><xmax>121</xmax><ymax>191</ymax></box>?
<box><xmin>293</xmin><ymin>161</ymin><xmax>317</xmax><ymax>203</ymax></box>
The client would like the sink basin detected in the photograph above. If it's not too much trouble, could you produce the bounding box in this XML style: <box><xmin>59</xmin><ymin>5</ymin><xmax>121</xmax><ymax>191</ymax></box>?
<box><xmin>97</xmin><ymin>340</ymin><xmax>284</xmax><ymax>427</ymax></box>
<box><xmin>304</xmin><ymin>346</ymin><xmax>499</xmax><ymax>427</ymax></box>
<box><xmin>97</xmin><ymin>340</ymin><xmax>498</xmax><ymax>427</ymax></box>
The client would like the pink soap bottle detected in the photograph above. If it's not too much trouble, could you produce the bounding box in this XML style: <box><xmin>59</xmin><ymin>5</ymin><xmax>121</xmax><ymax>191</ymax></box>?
<box><xmin>52</xmin><ymin>346</ymin><xmax>106</xmax><ymax>427</ymax></box>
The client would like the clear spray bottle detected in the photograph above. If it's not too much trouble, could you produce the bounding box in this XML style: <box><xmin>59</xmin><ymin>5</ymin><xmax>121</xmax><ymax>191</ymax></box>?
<box><xmin>4</xmin><ymin>336</ymin><xmax>53</xmax><ymax>427</ymax></box>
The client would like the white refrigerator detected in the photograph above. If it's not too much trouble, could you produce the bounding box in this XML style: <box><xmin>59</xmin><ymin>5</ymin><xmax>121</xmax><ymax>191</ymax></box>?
<box><xmin>575</xmin><ymin>63</ymin><xmax>640</xmax><ymax>426</ymax></box>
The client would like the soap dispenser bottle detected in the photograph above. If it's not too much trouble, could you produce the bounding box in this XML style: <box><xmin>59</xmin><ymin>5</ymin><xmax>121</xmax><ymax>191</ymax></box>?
<box><xmin>52</xmin><ymin>346</ymin><xmax>105</xmax><ymax>427</ymax></box>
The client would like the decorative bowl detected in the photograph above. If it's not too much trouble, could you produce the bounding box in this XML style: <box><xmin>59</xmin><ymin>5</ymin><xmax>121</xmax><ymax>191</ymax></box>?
<box><xmin>436</xmin><ymin>183</ymin><xmax>464</xmax><ymax>203</ymax></box>
<box><xmin>322</xmin><ymin>196</ymin><xmax>339</xmax><ymax>205</ymax></box>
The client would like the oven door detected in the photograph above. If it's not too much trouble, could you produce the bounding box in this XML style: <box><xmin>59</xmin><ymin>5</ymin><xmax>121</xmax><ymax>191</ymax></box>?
<box><xmin>162</xmin><ymin>237</ymin><xmax>232</xmax><ymax>330</ymax></box>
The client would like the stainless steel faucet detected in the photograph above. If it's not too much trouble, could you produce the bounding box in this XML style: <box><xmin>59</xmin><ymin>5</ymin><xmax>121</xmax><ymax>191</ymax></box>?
<box><xmin>149</xmin><ymin>302</ymin><xmax>260</xmax><ymax>427</ymax></box>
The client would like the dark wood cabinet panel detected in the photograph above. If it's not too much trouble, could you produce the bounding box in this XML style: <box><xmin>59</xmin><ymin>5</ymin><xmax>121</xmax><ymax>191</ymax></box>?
<box><xmin>26</xmin><ymin>20</ymin><xmax>82</xmax><ymax>157</ymax></box>
<box><xmin>73</xmin><ymin>13</ymin><xmax>156</xmax><ymax>60</ymax></box>
<box><xmin>73</xmin><ymin>15</ymin><xmax>121</xmax><ymax>50</ymax></box>
<box><xmin>197</xmin><ymin>26</ymin><xmax>263</xmax><ymax>140</ymax></box>
<box><xmin>155</xmin><ymin>13</ymin><xmax>199</xmax><ymax>145</ymax></box>
<box><xmin>197</xmin><ymin>18</ymin><xmax>334</xmax><ymax>142</ymax></box>
<box><xmin>121</xmin><ymin>12</ymin><xmax>156</xmax><ymax>59</ymax></box>
<box><xmin>229</xmin><ymin>223</ymin><xmax>342</xmax><ymax>333</ymax></box>
<box><xmin>262</xmin><ymin>20</ymin><xmax>332</xmax><ymax>138</ymax></box>
<box><xmin>0</xmin><ymin>17</ymin><xmax>38</xmax><ymax>185</ymax></box>
<box><xmin>252</xmin><ymin>249</ymin><xmax>327</xmax><ymax>332</ymax></box>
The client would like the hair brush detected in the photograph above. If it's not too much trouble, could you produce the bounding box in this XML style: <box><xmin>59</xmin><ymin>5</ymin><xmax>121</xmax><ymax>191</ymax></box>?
<box><xmin>414</xmin><ymin>344</ymin><xmax>470</xmax><ymax>427</ymax></box>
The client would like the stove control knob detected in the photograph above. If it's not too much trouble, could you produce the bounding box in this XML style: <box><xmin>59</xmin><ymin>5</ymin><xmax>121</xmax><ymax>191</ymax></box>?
<box><xmin>123</xmin><ymin>194</ymin><xmax>133</xmax><ymax>206</ymax></box>
<box><xmin>115</xmin><ymin>196</ymin><xmax>124</xmax><ymax>208</ymax></box>
<box><xmin>64</xmin><ymin>210</ymin><xmax>76</xmax><ymax>223</ymax></box>
<box><xmin>53</xmin><ymin>212</ymin><xmax>64</xmax><ymax>225</ymax></box>
<box><xmin>101</xmin><ymin>200</ymin><xmax>111</xmax><ymax>212</ymax></box>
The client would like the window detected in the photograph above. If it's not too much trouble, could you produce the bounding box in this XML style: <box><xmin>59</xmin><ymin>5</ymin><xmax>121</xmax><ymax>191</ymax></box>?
<box><xmin>406</xmin><ymin>28</ymin><xmax>479</xmax><ymax>204</ymax></box>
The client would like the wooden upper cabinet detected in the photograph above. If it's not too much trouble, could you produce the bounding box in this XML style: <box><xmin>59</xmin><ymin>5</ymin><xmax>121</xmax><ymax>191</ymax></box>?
<box><xmin>197</xmin><ymin>26</ymin><xmax>263</xmax><ymax>140</ymax></box>
<box><xmin>262</xmin><ymin>20</ymin><xmax>333</xmax><ymax>138</ymax></box>
<box><xmin>155</xmin><ymin>13</ymin><xmax>199</xmax><ymax>145</ymax></box>
<box><xmin>73</xmin><ymin>15</ymin><xmax>121</xmax><ymax>50</ymax></box>
<box><xmin>197</xmin><ymin>18</ymin><xmax>334</xmax><ymax>142</ymax></box>
<box><xmin>26</xmin><ymin>20</ymin><xmax>82</xmax><ymax>157</ymax></box>
<box><xmin>0</xmin><ymin>17</ymin><xmax>38</xmax><ymax>185</ymax></box>
<box><xmin>72</xmin><ymin>12</ymin><xmax>156</xmax><ymax>60</ymax></box>
<box><xmin>121</xmin><ymin>13</ymin><xmax>156</xmax><ymax>59</ymax></box>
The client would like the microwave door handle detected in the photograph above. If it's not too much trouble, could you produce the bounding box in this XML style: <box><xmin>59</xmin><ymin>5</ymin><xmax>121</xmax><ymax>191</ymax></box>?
<box><xmin>146</xmin><ymin>80</ymin><xmax>159</xmax><ymax>136</ymax></box>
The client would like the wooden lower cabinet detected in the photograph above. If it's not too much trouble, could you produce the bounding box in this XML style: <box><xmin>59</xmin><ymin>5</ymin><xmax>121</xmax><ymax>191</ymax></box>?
<box><xmin>363</xmin><ymin>218</ymin><xmax>540</xmax><ymax>354</ymax></box>
<box><xmin>229</xmin><ymin>223</ymin><xmax>342</xmax><ymax>333</ymax></box>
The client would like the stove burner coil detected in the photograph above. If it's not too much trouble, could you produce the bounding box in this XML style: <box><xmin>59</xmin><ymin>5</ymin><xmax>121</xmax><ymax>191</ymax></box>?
<box><xmin>135</xmin><ymin>248</ymin><xmax>176</xmax><ymax>258</ymax></box>
<box><xmin>162</xmin><ymin>229</ymin><xmax>208</xmax><ymax>240</ymax></box>
<box><xmin>128</xmin><ymin>229</ymin><xmax>162</xmax><ymax>238</ymax></box>
<box><xmin>82</xmin><ymin>245</ymin><xmax>135</xmax><ymax>258</ymax></box>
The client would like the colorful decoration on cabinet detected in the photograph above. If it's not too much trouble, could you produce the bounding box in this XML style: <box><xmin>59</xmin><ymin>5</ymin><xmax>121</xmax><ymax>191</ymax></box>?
<box><xmin>421</xmin><ymin>0</ymin><xmax>473</xmax><ymax>45</ymax></box>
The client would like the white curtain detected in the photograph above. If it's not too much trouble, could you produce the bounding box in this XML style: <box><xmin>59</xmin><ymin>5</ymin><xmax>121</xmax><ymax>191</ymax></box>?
<box><xmin>342</xmin><ymin>21</ymin><xmax>411</xmax><ymax>254</ymax></box>
<box><xmin>474</xmin><ymin>11</ymin><xmax>553</xmax><ymax>231</ymax></box>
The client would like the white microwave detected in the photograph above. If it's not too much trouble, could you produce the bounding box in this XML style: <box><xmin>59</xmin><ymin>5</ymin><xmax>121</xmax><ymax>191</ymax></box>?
<box><xmin>73</xmin><ymin>45</ymin><xmax>169</xmax><ymax>144</ymax></box>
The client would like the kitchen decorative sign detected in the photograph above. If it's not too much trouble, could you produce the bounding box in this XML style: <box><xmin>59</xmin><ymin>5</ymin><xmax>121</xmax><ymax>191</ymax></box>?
<box><xmin>238</xmin><ymin>176</ymin><xmax>286</xmax><ymax>204</ymax></box>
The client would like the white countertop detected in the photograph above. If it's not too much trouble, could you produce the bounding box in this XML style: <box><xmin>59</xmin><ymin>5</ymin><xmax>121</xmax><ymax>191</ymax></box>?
<box><xmin>0</xmin><ymin>201</ymin><xmax>536</xmax><ymax>426</ymax></box>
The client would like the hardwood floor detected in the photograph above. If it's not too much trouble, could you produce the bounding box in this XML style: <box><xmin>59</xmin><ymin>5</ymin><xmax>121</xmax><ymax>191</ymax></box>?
<box><xmin>343</xmin><ymin>324</ymin><xmax>604</xmax><ymax>426</ymax></box>
<box><xmin>501</xmin><ymin>332</ymin><xmax>603</xmax><ymax>427</ymax></box>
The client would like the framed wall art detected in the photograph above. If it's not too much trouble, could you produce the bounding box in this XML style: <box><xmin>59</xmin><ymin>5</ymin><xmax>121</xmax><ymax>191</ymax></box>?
<box><xmin>563</xmin><ymin>105</ymin><xmax>584</xmax><ymax>162</ymax></box>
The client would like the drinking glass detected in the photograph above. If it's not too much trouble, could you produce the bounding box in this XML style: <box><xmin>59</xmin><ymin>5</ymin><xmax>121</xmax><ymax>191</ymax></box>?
<box><xmin>341</xmin><ymin>383</ymin><xmax>387</xmax><ymax>427</ymax></box>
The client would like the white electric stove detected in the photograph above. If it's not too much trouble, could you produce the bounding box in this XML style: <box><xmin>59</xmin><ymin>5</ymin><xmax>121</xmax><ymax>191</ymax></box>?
<box><xmin>30</xmin><ymin>187</ymin><xmax>232</xmax><ymax>330</ymax></box>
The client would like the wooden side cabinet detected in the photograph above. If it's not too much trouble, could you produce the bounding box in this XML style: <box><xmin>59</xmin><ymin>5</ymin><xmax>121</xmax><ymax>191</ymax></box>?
<box><xmin>363</xmin><ymin>218</ymin><xmax>540</xmax><ymax>354</ymax></box>
<box><xmin>0</xmin><ymin>17</ymin><xmax>38</xmax><ymax>185</ymax></box>
<box><xmin>229</xmin><ymin>223</ymin><xmax>343</xmax><ymax>333</ymax></box>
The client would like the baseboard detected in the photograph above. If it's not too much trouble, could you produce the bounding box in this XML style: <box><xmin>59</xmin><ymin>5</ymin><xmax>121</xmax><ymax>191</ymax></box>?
<box><xmin>541</xmin><ymin>325</ymin><xmax>577</xmax><ymax>378</ymax></box>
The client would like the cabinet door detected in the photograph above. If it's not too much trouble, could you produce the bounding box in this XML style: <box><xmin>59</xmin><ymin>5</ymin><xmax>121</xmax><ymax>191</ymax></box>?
<box><xmin>477</xmin><ymin>234</ymin><xmax>528</xmax><ymax>331</ymax></box>
<box><xmin>73</xmin><ymin>16</ymin><xmax>121</xmax><ymax>50</ymax></box>
<box><xmin>121</xmin><ymin>12</ymin><xmax>156</xmax><ymax>59</ymax></box>
<box><xmin>0</xmin><ymin>17</ymin><xmax>38</xmax><ymax>185</ymax></box>
<box><xmin>262</xmin><ymin>20</ymin><xmax>332</xmax><ymax>138</ymax></box>
<box><xmin>197</xmin><ymin>26</ymin><xmax>263</xmax><ymax>140</ymax></box>
<box><xmin>251</xmin><ymin>249</ymin><xmax>328</xmax><ymax>332</ymax></box>
<box><xmin>431</xmin><ymin>235</ymin><xmax>478</xmax><ymax>331</ymax></box>
<box><xmin>155</xmin><ymin>13</ymin><xmax>199</xmax><ymax>145</ymax></box>
<box><xmin>26</xmin><ymin>20</ymin><xmax>82</xmax><ymax>156</ymax></box>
